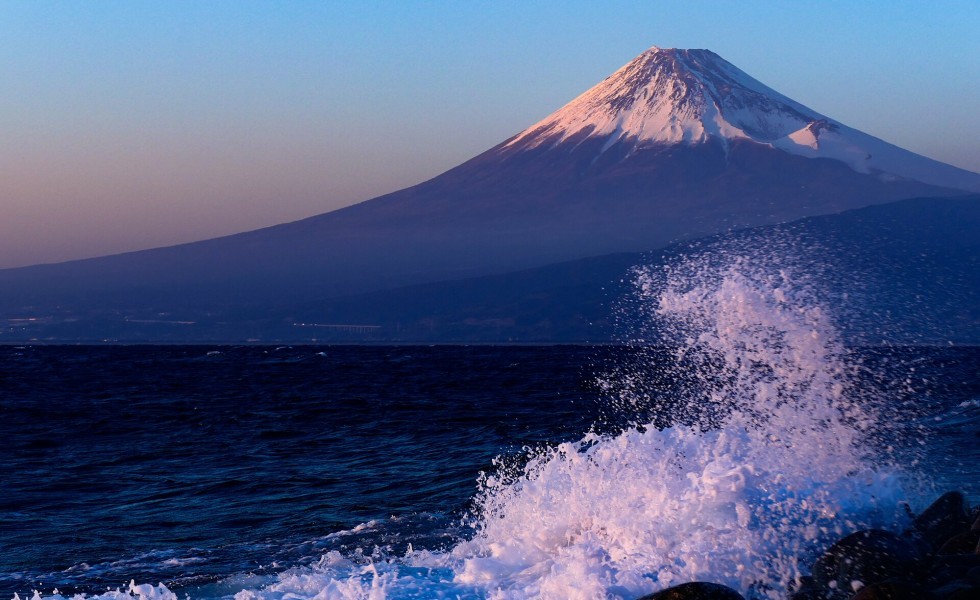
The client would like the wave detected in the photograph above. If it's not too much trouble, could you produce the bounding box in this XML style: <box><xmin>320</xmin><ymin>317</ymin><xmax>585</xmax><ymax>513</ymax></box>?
<box><xmin>24</xmin><ymin>245</ymin><xmax>923</xmax><ymax>600</ymax></box>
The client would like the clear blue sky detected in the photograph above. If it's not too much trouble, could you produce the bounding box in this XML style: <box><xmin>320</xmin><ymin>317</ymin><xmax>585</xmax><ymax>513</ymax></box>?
<box><xmin>1</xmin><ymin>1</ymin><xmax>978</xmax><ymax>268</ymax></box>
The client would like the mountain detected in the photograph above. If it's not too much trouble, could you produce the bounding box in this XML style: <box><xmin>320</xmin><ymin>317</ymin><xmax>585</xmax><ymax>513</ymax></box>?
<box><xmin>276</xmin><ymin>195</ymin><xmax>980</xmax><ymax>345</ymax></box>
<box><xmin>7</xmin><ymin>195</ymin><xmax>977</xmax><ymax>344</ymax></box>
<box><xmin>2</xmin><ymin>47</ymin><xmax>978</xmax><ymax>340</ymax></box>
<box><xmin>504</xmin><ymin>47</ymin><xmax>980</xmax><ymax>192</ymax></box>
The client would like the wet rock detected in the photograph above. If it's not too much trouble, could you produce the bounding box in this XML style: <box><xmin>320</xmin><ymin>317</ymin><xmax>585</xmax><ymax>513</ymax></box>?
<box><xmin>904</xmin><ymin>532</ymin><xmax>934</xmax><ymax>561</ymax></box>
<box><xmin>812</xmin><ymin>529</ymin><xmax>925</xmax><ymax>593</ymax></box>
<box><xmin>930</xmin><ymin>553</ymin><xmax>980</xmax><ymax>582</ymax></box>
<box><xmin>787</xmin><ymin>493</ymin><xmax>980</xmax><ymax>600</ymax></box>
<box><xmin>786</xmin><ymin>588</ymin><xmax>820</xmax><ymax>599</ymax></box>
<box><xmin>848</xmin><ymin>578</ymin><xmax>926</xmax><ymax>599</ymax></box>
<box><xmin>786</xmin><ymin>576</ymin><xmax>820</xmax><ymax>600</ymax></box>
<box><xmin>914</xmin><ymin>491</ymin><xmax>971</xmax><ymax>550</ymax></box>
<box><xmin>785</xmin><ymin>591</ymin><xmax>818</xmax><ymax>600</ymax></box>
<box><xmin>635</xmin><ymin>581</ymin><xmax>744</xmax><ymax>600</ymax></box>
<box><xmin>937</xmin><ymin>531</ymin><xmax>980</xmax><ymax>555</ymax></box>
<box><xmin>931</xmin><ymin>579</ymin><xmax>978</xmax><ymax>599</ymax></box>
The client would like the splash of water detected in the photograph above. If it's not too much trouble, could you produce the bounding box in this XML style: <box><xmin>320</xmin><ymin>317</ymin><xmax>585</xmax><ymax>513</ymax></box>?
<box><xmin>27</xmin><ymin>249</ymin><xmax>917</xmax><ymax>600</ymax></box>
<box><xmin>450</xmin><ymin>251</ymin><xmax>910</xmax><ymax>600</ymax></box>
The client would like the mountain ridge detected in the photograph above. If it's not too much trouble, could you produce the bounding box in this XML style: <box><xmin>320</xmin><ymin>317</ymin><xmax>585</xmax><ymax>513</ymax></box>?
<box><xmin>1</xmin><ymin>46</ymin><xmax>977</xmax><ymax>341</ymax></box>
<box><xmin>502</xmin><ymin>46</ymin><xmax>980</xmax><ymax>192</ymax></box>
<box><xmin>4</xmin><ymin>195</ymin><xmax>977</xmax><ymax>343</ymax></box>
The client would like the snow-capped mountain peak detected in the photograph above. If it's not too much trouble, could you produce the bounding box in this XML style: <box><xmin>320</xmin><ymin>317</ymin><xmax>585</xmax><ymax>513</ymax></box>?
<box><xmin>505</xmin><ymin>46</ymin><xmax>980</xmax><ymax>192</ymax></box>
<box><xmin>507</xmin><ymin>47</ymin><xmax>821</xmax><ymax>150</ymax></box>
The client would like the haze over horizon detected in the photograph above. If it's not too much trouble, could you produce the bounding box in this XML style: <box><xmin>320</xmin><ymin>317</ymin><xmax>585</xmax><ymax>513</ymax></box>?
<box><xmin>2</xmin><ymin>1</ymin><xmax>978</xmax><ymax>269</ymax></box>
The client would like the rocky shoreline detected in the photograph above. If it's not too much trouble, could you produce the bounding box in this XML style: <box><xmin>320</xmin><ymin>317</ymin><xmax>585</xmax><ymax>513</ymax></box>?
<box><xmin>637</xmin><ymin>492</ymin><xmax>980</xmax><ymax>600</ymax></box>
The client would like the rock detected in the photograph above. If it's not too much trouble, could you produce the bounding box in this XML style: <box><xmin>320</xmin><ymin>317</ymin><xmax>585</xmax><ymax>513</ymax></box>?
<box><xmin>786</xmin><ymin>576</ymin><xmax>821</xmax><ymax>600</ymax></box>
<box><xmin>930</xmin><ymin>553</ymin><xmax>980</xmax><ymax>581</ymax></box>
<box><xmin>914</xmin><ymin>491</ymin><xmax>971</xmax><ymax>550</ymax></box>
<box><xmin>931</xmin><ymin>579</ymin><xmax>977</xmax><ymax>599</ymax></box>
<box><xmin>848</xmin><ymin>579</ymin><xmax>926</xmax><ymax>599</ymax></box>
<box><xmin>904</xmin><ymin>532</ymin><xmax>934</xmax><ymax>561</ymax></box>
<box><xmin>812</xmin><ymin>529</ymin><xmax>925</xmax><ymax>593</ymax></box>
<box><xmin>929</xmin><ymin>559</ymin><xmax>980</xmax><ymax>587</ymax></box>
<box><xmin>787</xmin><ymin>491</ymin><xmax>980</xmax><ymax>600</ymax></box>
<box><xmin>635</xmin><ymin>581</ymin><xmax>744</xmax><ymax>600</ymax></box>
<box><xmin>937</xmin><ymin>531</ymin><xmax>980</xmax><ymax>555</ymax></box>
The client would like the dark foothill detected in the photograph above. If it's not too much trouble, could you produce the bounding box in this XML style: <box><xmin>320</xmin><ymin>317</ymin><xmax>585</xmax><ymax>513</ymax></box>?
<box><xmin>635</xmin><ymin>581</ymin><xmax>745</xmax><ymax>600</ymax></box>
<box><xmin>812</xmin><ymin>529</ymin><xmax>924</xmax><ymax>592</ymax></box>
<box><xmin>914</xmin><ymin>491</ymin><xmax>972</xmax><ymax>549</ymax></box>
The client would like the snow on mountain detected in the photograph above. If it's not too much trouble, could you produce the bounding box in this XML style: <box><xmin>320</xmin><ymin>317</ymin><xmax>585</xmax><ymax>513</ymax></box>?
<box><xmin>507</xmin><ymin>46</ymin><xmax>980</xmax><ymax>192</ymax></box>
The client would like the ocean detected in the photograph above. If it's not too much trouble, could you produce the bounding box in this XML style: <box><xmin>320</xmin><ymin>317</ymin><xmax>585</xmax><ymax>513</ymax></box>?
<box><xmin>2</xmin><ymin>258</ymin><xmax>979</xmax><ymax>600</ymax></box>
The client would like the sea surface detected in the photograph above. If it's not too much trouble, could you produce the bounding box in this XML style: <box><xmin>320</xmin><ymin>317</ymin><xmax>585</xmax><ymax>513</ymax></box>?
<box><xmin>3</xmin><ymin>259</ymin><xmax>980</xmax><ymax>600</ymax></box>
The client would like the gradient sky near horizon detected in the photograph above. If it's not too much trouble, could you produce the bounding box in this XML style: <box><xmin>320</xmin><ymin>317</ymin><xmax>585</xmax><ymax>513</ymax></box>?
<box><xmin>2</xmin><ymin>1</ymin><xmax>978</xmax><ymax>269</ymax></box>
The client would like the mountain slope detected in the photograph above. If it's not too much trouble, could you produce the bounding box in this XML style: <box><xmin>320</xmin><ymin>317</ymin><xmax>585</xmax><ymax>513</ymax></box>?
<box><xmin>504</xmin><ymin>47</ymin><xmax>980</xmax><ymax>193</ymax></box>
<box><xmin>1</xmin><ymin>47</ymin><xmax>977</xmax><ymax>333</ymax></box>
<box><xmin>6</xmin><ymin>195</ymin><xmax>977</xmax><ymax>343</ymax></box>
<box><xmin>292</xmin><ymin>195</ymin><xmax>980</xmax><ymax>344</ymax></box>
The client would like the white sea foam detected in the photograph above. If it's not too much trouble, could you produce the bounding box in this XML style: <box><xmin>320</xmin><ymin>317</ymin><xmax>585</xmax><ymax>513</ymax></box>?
<box><xmin>448</xmin><ymin>253</ymin><xmax>912</xmax><ymax>599</ymax></box>
<box><xmin>27</xmin><ymin>250</ymin><xmax>918</xmax><ymax>600</ymax></box>
<box><xmin>18</xmin><ymin>582</ymin><xmax>178</xmax><ymax>600</ymax></box>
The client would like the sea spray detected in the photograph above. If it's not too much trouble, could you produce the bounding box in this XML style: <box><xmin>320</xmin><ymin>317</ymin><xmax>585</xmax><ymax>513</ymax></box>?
<box><xmin>452</xmin><ymin>251</ymin><xmax>910</xmax><ymax>599</ymax></box>
<box><xmin>16</xmin><ymin>250</ymin><xmax>925</xmax><ymax>600</ymax></box>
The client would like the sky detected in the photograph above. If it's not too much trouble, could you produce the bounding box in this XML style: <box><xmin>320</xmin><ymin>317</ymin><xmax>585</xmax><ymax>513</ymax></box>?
<box><xmin>1</xmin><ymin>1</ymin><xmax>978</xmax><ymax>269</ymax></box>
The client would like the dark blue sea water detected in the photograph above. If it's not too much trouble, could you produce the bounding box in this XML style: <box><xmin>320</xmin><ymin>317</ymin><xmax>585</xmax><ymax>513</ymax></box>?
<box><xmin>2</xmin><ymin>344</ymin><xmax>979</xmax><ymax>600</ymax></box>
<box><xmin>6</xmin><ymin>237</ymin><xmax>980</xmax><ymax>600</ymax></box>
<box><xmin>0</xmin><ymin>345</ymin><xmax>613</xmax><ymax>596</ymax></box>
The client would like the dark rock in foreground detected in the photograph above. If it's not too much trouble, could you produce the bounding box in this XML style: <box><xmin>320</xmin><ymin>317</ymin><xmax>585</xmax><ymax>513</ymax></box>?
<box><xmin>638</xmin><ymin>492</ymin><xmax>980</xmax><ymax>600</ymax></box>
<box><xmin>637</xmin><ymin>581</ymin><xmax>745</xmax><ymax>600</ymax></box>
<box><xmin>798</xmin><ymin>492</ymin><xmax>980</xmax><ymax>600</ymax></box>
<box><xmin>848</xmin><ymin>579</ymin><xmax>926</xmax><ymax>599</ymax></box>
<box><xmin>811</xmin><ymin>529</ymin><xmax>925</xmax><ymax>594</ymax></box>
<box><xmin>914</xmin><ymin>491</ymin><xmax>972</xmax><ymax>549</ymax></box>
